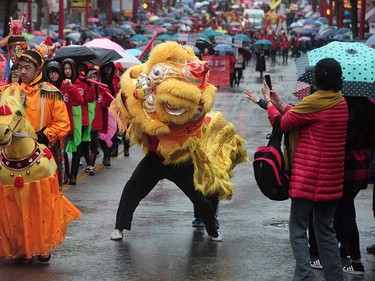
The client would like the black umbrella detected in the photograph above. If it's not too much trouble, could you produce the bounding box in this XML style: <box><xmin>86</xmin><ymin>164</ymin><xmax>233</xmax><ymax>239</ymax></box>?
<box><xmin>195</xmin><ymin>38</ymin><xmax>212</xmax><ymax>54</ymax></box>
<box><xmin>88</xmin><ymin>47</ymin><xmax>123</xmax><ymax>66</ymax></box>
<box><xmin>54</xmin><ymin>45</ymin><xmax>98</xmax><ymax>63</ymax></box>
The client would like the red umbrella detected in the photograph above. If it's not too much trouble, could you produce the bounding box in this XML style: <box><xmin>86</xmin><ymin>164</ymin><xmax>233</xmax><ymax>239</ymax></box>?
<box><xmin>155</xmin><ymin>27</ymin><xmax>166</xmax><ymax>34</ymax></box>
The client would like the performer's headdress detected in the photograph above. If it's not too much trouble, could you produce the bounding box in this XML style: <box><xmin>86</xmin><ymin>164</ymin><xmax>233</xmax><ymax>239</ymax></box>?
<box><xmin>0</xmin><ymin>15</ymin><xmax>28</xmax><ymax>48</ymax></box>
<box><xmin>18</xmin><ymin>37</ymin><xmax>57</xmax><ymax>69</ymax></box>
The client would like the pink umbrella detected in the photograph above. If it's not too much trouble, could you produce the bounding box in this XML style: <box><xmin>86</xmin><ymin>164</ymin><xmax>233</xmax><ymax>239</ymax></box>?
<box><xmin>298</xmin><ymin>36</ymin><xmax>312</xmax><ymax>41</ymax></box>
<box><xmin>124</xmin><ymin>21</ymin><xmax>135</xmax><ymax>26</ymax></box>
<box><xmin>83</xmin><ymin>38</ymin><xmax>124</xmax><ymax>53</ymax></box>
<box><xmin>88</xmin><ymin>17</ymin><xmax>100</xmax><ymax>23</ymax></box>
<box><xmin>303</xmin><ymin>24</ymin><xmax>314</xmax><ymax>29</ymax></box>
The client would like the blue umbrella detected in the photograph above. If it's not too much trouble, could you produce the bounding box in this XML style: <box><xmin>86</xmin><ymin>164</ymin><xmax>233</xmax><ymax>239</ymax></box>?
<box><xmin>335</xmin><ymin>27</ymin><xmax>352</xmax><ymax>35</ymax></box>
<box><xmin>295</xmin><ymin>42</ymin><xmax>375</xmax><ymax>98</ymax></box>
<box><xmin>121</xmin><ymin>23</ymin><xmax>133</xmax><ymax>30</ymax></box>
<box><xmin>253</xmin><ymin>39</ymin><xmax>273</xmax><ymax>47</ymax></box>
<box><xmin>202</xmin><ymin>29</ymin><xmax>222</xmax><ymax>38</ymax></box>
<box><xmin>156</xmin><ymin>34</ymin><xmax>172</xmax><ymax>41</ymax></box>
<box><xmin>304</xmin><ymin>18</ymin><xmax>316</xmax><ymax>25</ymax></box>
<box><xmin>124</xmin><ymin>48</ymin><xmax>142</xmax><ymax>57</ymax></box>
<box><xmin>213</xmin><ymin>44</ymin><xmax>233</xmax><ymax>55</ymax></box>
<box><xmin>301</xmin><ymin>28</ymin><xmax>316</xmax><ymax>36</ymax></box>
<box><xmin>198</xmin><ymin>33</ymin><xmax>211</xmax><ymax>41</ymax></box>
<box><xmin>131</xmin><ymin>34</ymin><xmax>149</xmax><ymax>42</ymax></box>
<box><xmin>28</xmin><ymin>36</ymin><xmax>47</xmax><ymax>45</ymax></box>
<box><xmin>233</xmin><ymin>34</ymin><xmax>251</xmax><ymax>43</ymax></box>
<box><xmin>366</xmin><ymin>34</ymin><xmax>375</xmax><ymax>46</ymax></box>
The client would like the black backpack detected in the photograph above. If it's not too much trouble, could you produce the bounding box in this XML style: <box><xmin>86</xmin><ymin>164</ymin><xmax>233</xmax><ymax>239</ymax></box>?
<box><xmin>253</xmin><ymin>116</ymin><xmax>290</xmax><ymax>201</ymax></box>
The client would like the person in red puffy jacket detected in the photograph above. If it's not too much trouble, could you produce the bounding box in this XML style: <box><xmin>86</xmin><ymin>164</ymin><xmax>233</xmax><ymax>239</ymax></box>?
<box><xmin>245</xmin><ymin>58</ymin><xmax>348</xmax><ymax>281</ymax></box>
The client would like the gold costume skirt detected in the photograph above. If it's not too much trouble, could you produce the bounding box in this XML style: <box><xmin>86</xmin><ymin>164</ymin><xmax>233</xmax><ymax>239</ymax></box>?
<box><xmin>0</xmin><ymin>174</ymin><xmax>81</xmax><ymax>259</ymax></box>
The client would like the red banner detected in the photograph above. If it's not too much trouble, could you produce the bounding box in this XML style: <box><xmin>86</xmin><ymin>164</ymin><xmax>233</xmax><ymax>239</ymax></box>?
<box><xmin>203</xmin><ymin>56</ymin><xmax>230</xmax><ymax>87</ymax></box>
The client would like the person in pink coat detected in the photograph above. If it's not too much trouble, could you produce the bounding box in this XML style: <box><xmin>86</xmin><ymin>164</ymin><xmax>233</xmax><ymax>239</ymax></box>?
<box><xmin>245</xmin><ymin>58</ymin><xmax>348</xmax><ymax>281</ymax></box>
<box><xmin>85</xmin><ymin>68</ymin><xmax>113</xmax><ymax>175</ymax></box>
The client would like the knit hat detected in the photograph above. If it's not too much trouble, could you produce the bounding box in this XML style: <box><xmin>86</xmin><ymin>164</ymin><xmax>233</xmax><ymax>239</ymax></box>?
<box><xmin>306</xmin><ymin>58</ymin><xmax>342</xmax><ymax>80</ymax></box>
<box><xmin>85</xmin><ymin>69</ymin><xmax>99</xmax><ymax>79</ymax></box>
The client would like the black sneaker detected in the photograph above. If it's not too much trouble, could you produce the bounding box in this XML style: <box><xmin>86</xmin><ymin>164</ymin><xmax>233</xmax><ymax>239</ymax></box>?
<box><xmin>192</xmin><ymin>218</ymin><xmax>205</xmax><ymax>227</ymax></box>
<box><xmin>102</xmin><ymin>157</ymin><xmax>111</xmax><ymax>166</ymax></box>
<box><xmin>342</xmin><ymin>262</ymin><xmax>364</xmax><ymax>275</ymax></box>
<box><xmin>37</xmin><ymin>254</ymin><xmax>51</xmax><ymax>264</ymax></box>
<box><xmin>13</xmin><ymin>256</ymin><xmax>32</xmax><ymax>264</ymax></box>
<box><xmin>367</xmin><ymin>243</ymin><xmax>375</xmax><ymax>253</ymax></box>
<box><xmin>310</xmin><ymin>258</ymin><xmax>323</xmax><ymax>270</ymax></box>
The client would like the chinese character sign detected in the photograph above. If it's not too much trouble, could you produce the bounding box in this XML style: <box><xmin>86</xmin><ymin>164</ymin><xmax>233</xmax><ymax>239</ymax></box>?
<box><xmin>203</xmin><ymin>56</ymin><xmax>230</xmax><ymax>87</ymax></box>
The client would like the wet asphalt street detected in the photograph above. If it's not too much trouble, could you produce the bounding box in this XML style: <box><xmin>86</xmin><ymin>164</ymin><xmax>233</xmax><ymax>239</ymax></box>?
<box><xmin>1</xmin><ymin>55</ymin><xmax>375</xmax><ymax>281</ymax></box>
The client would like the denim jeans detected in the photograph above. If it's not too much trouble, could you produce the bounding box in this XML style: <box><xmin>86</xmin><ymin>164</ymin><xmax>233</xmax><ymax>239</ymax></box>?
<box><xmin>290</xmin><ymin>198</ymin><xmax>343</xmax><ymax>281</ymax></box>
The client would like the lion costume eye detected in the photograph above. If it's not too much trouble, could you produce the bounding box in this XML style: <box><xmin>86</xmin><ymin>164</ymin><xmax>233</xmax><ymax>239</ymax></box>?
<box><xmin>149</xmin><ymin>64</ymin><xmax>169</xmax><ymax>84</ymax></box>
<box><xmin>151</xmin><ymin>65</ymin><xmax>164</xmax><ymax>78</ymax></box>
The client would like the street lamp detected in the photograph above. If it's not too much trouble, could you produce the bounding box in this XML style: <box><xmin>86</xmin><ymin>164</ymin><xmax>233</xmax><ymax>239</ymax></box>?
<box><xmin>143</xmin><ymin>1</ymin><xmax>149</xmax><ymax>10</ymax></box>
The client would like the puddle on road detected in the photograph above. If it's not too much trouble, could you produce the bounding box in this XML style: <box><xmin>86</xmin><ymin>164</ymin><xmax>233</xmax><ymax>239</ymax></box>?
<box><xmin>266</xmin><ymin>220</ymin><xmax>289</xmax><ymax>228</ymax></box>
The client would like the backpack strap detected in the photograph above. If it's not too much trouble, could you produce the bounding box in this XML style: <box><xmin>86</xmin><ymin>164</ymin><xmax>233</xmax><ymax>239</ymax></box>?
<box><xmin>272</xmin><ymin>115</ymin><xmax>282</xmax><ymax>135</ymax></box>
<box><xmin>267</xmin><ymin>115</ymin><xmax>283</xmax><ymax>145</ymax></box>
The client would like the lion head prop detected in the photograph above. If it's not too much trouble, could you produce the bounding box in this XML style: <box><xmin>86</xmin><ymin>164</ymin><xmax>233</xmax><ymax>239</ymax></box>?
<box><xmin>113</xmin><ymin>41</ymin><xmax>216</xmax><ymax>135</ymax></box>
<box><xmin>111</xmin><ymin>42</ymin><xmax>248</xmax><ymax>199</ymax></box>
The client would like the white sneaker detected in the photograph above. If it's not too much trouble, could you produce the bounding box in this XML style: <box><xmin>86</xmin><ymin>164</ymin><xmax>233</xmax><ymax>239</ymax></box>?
<box><xmin>88</xmin><ymin>166</ymin><xmax>96</xmax><ymax>175</ymax></box>
<box><xmin>110</xmin><ymin>229</ymin><xmax>123</xmax><ymax>240</ymax></box>
<box><xmin>209</xmin><ymin>231</ymin><xmax>223</xmax><ymax>242</ymax></box>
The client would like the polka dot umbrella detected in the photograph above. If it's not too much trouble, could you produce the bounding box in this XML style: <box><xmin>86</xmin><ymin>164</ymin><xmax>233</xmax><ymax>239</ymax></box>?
<box><xmin>294</xmin><ymin>41</ymin><xmax>375</xmax><ymax>99</ymax></box>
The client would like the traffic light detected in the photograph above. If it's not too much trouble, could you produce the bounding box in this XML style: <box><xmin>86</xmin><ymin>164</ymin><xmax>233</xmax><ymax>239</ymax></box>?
<box><xmin>142</xmin><ymin>1</ymin><xmax>148</xmax><ymax>10</ymax></box>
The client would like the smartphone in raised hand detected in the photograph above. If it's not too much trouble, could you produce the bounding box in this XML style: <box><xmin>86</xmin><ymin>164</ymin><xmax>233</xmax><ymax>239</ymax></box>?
<box><xmin>265</xmin><ymin>75</ymin><xmax>272</xmax><ymax>90</ymax></box>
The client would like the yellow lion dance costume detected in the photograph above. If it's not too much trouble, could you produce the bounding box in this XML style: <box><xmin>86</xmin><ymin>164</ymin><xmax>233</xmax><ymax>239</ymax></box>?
<box><xmin>112</xmin><ymin>42</ymin><xmax>248</xmax><ymax>199</ymax></box>
<box><xmin>110</xmin><ymin>42</ymin><xmax>248</xmax><ymax>241</ymax></box>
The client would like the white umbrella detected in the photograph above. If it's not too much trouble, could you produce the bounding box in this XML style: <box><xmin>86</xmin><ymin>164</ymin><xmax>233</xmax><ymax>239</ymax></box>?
<box><xmin>180</xmin><ymin>24</ymin><xmax>192</xmax><ymax>32</ymax></box>
<box><xmin>114</xmin><ymin>52</ymin><xmax>141</xmax><ymax>69</ymax></box>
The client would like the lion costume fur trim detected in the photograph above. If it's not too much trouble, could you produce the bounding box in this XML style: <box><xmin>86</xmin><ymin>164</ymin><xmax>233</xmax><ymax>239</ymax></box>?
<box><xmin>158</xmin><ymin>111</ymin><xmax>248</xmax><ymax>200</ymax></box>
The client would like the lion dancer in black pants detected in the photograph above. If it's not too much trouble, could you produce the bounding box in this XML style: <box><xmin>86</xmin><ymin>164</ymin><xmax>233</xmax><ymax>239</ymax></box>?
<box><xmin>111</xmin><ymin>151</ymin><xmax>220</xmax><ymax>241</ymax></box>
<box><xmin>109</xmin><ymin>42</ymin><xmax>248</xmax><ymax>243</ymax></box>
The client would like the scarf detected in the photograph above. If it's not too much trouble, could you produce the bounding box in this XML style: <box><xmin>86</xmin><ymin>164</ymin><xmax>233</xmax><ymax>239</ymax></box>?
<box><xmin>19</xmin><ymin>72</ymin><xmax>43</xmax><ymax>96</ymax></box>
<box><xmin>285</xmin><ymin>90</ymin><xmax>344</xmax><ymax>171</ymax></box>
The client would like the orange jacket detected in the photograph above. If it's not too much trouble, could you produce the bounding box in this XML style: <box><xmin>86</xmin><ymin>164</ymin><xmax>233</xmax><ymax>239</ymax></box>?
<box><xmin>21</xmin><ymin>81</ymin><xmax>70</xmax><ymax>144</ymax></box>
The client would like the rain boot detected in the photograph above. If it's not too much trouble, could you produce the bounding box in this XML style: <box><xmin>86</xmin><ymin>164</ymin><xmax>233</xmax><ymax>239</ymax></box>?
<box><xmin>69</xmin><ymin>152</ymin><xmax>80</xmax><ymax>185</ymax></box>
<box><xmin>123</xmin><ymin>138</ymin><xmax>130</xmax><ymax>157</ymax></box>
<box><xmin>100</xmin><ymin>141</ymin><xmax>111</xmax><ymax>166</ymax></box>
<box><xmin>63</xmin><ymin>152</ymin><xmax>70</xmax><ymax>184</ymax></box>
<box><xmin>110</xmin><ymin>140</ymin><xmax>119</xmax><ymax>157</ymax></box>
